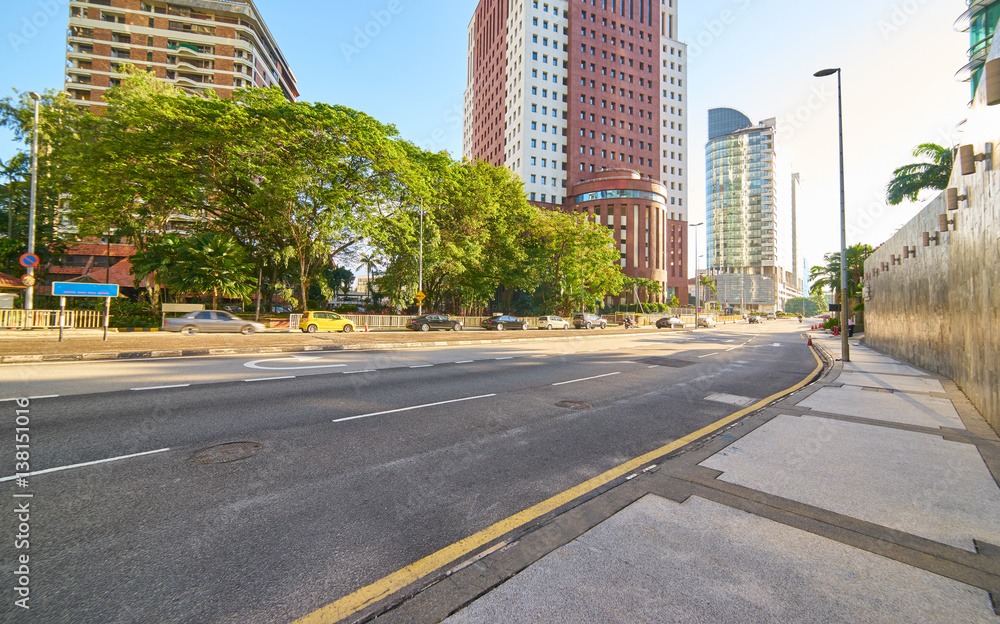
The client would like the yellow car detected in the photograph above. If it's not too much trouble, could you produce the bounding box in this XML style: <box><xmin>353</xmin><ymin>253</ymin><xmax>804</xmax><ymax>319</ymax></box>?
<box><xmin>299</xmin><ymin>311</ymin><xmax>355</xmax><ymax>333</ymax></box>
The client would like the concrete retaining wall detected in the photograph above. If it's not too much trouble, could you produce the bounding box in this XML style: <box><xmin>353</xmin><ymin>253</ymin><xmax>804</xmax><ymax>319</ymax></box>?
<box><xmin>864</xmin><ymin>90</ymin><xmax>999</xmax><ymax>432</ymax></box>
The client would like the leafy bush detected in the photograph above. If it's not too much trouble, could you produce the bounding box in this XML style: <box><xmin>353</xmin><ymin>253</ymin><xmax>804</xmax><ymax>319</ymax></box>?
<box><xmin>110</xmin><ymin>315</ymin><xmax>160</xmax><ymax>328</ymax></box>
<box><xmin>822</xmin><ymin>318</ymin><xmax>839</xmax><ymax>330</ymax></box>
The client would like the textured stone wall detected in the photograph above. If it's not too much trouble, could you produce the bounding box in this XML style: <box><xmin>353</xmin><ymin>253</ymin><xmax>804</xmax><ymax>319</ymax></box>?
<box><xmin>864</xmin><ymin>74</ymin><xmax>1000</xmax><ymax>433</ymax></box>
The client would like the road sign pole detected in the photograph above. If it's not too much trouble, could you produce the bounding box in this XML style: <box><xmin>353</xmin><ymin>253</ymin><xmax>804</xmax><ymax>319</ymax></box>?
<box><xmin>58</xmin><ymin>296</ymin><xmax>65</xmax><ymax>342</ymax></box>
<box><xmin>103</xmin><ymin>296</ymin><xmax>110</xmax><ymax>342</ymax></box>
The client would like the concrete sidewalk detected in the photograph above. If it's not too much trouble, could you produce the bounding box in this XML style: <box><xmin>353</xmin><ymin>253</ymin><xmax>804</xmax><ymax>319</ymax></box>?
<box><xmin>376</xmin><ymin>332</ymin><xmax>1000</xmax><ymax>623</ymax></box>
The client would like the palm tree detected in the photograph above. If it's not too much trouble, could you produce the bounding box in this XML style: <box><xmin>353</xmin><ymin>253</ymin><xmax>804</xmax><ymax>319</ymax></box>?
<box><xmin>699</xmin><ymin>275</ymin><xmax>716</xmax><ymax>307</ymax></box>
<box><xmin>809</xmin><ymin>243</ymin><xmax>874</xmax><ymax>310</ymax></box>
<box><xmin>168</xmin><ymin>234</ymin><xmax>256</xmax><ymax>309</ymax></box>
<box><xmin>357</xmin><ymin>251</ymin><xmax>380</xmax><ymax>306</ymax></box>
<box><xmin>129</xmin><ymin>233</ymin><xmax>182</xmax><ymax>312</ymax></box>
<box><xmin>885</xmin><ymin>143</ymin><xmax>953</xmax><ymax>205</ymax></box>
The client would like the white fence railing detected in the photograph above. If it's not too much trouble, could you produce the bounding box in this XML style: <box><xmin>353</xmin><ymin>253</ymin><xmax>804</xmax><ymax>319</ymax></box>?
<box><xmin>0</xmin><ymin>309</ymin><xmax>105</xmax><ymax>329</ymax></box>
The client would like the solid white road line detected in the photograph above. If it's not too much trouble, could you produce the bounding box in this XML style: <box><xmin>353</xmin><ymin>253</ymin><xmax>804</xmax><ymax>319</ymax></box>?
<box><xmin>333</xmin><ymin>394</ymin><xmax>497</xmax><ymax>423</ymax></box>
<box><xmin>131</xmin><ymin>384</ymin><xmax>190</xmax><ymax>391</ymax></box>
<box><xmin>455</xmin><ymin>360</ymin><xmax>474</xmax><ymax>364</ymax></box>
<box><xmin>495</xmin><ymin>357</ymin><xmax>514</xmax><ymax>360</ymax></box>
<box><xmin>1</xmin><ymin>395</ymin><xmax>60</xmax><ymax>402</ymax></box>
<box><xmin>697</xmin><ymin>353</ymin><xmax>719</xmax><ymax>359</ymax></box>
<box><xmin>244</xmin><ymin>376</ymin><xmax>296</xmax><ymax>382</ymax></box>
<box><xmin>409</xmin><ymin>365</ymin><xmax>434</xmax><ymax>368</ymax></box>
<box><xmin>0</xmin><ymin>448</ymin><xmax>172</xmax><ymax>482</ymax></box>
<box><xmin>552</xmin><ymin>372</ymin><xmax>621</xmax><ymax>386</ymax></box>
<box><xmin>343</xmin><ymin>369</ymin><xmax>375</xmax><ymax>375</ymax></box>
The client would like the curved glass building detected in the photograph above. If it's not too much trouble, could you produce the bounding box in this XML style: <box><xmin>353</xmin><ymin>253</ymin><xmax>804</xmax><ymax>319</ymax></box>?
<box><xmin>955</xmin><ymin>0</ymin><xmax>1000</xmax><ymax>99</ymax></box>
<box><xmin>704</xmin><ymin>108</ymin><xmax>800</xmax><ymax>312</ymax></box>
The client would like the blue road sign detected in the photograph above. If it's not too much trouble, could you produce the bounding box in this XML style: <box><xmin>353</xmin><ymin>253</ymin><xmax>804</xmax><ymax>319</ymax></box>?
<box><xmin>52</xmin><ymin>282</ymin><xmax>120</xmax><ymax>298</ymax></box>
<box><xmin>19</xmin><ymin>253</ymin><xmax>39</xmax><ymax>268</ymax></box>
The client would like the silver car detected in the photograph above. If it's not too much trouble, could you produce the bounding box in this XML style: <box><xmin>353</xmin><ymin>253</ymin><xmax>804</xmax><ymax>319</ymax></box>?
<box><xmin>537</xmin><ymin>315</ymin><xmax>571</xmax><ymax>330</ymax></box>
<box><xmin>163</xmin><ymin>310</ymin><xmax>266</xmax><ymax>335</ymax></box>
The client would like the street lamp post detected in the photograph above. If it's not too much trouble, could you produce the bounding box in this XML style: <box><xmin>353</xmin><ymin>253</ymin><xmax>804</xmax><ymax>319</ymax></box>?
<box><xmin>690</xmin><ymin>221</ymin><xmax>703</xmax><ymax>329</ymax></box>
<box><xmin>25</xmin><ymin>92</ymin><xmax>41</xmax><ymax>312</ymax></box>
<box><xmin>813</xmin><ymin>68</ymin><xmax>850</xmax><ymax>362</ymax></box>
<box><xmin>418</xmin><ymin>205</ymin><xmax>423</xmax><ymax>316</ymax></box>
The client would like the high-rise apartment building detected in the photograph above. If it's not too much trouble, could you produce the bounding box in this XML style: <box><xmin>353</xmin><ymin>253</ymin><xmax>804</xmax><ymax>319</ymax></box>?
<box><xmin>464</xmin><ymin>0</ymin><xmax>689</xmax><ymax>304</ymax></box>
<box><xmin>705</xmin><ymin>108</ymin><xmax>800</xmax><ymax>313</ymax></box>
<box><xmin>65</xmin><ymin>0</ymin><xmax>297</xmax><ymax>110</ymax></box>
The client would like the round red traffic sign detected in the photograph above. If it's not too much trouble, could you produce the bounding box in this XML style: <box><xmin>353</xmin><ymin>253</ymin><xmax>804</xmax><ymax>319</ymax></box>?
<box><xmin>19</xmin><ymin>253</ymin><xmax>40</xmax><ymax>268</ymax></box>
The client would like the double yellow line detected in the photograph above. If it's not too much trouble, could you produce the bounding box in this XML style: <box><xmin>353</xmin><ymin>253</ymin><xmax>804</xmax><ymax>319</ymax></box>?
<box><xmin>292</xmin><ymin>347</ymin><xmax>824</xmax><ymax>624</ymax></box>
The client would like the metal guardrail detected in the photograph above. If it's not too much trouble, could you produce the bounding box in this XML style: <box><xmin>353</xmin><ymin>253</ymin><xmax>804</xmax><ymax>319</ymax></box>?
<box><xmin>0</xmin><ymin>309</ymin><xmax>105</xmax><ymax>329</ymax></box>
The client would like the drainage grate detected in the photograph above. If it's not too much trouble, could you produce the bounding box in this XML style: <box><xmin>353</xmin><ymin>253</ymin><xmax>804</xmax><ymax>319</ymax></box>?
<box><xmin>190</xmin><ymin>442</ymin><xmax>263</xmax><ymax>464</ymax></box>
<box><xmin>555</xmin><ymin>400</ymin><xmax>593</xmax><ymax>410</ymax></box>
<box><xmin>640</xmin><ymin>357</ymin><xmax>695</xmax><ymax>368</ymax></box>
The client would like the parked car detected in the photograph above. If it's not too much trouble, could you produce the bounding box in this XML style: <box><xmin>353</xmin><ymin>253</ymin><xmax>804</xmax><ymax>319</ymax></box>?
<box><xmin>408</xmin><ymin>314</ymin><xmax>462</xmax><ymax>332</ymax></box>
<box><xmin>481</xmin><ymin>315</ymin><xmax>528</xmax><ymax>331</ymax></box>
<box><xmin>766</xmin><ymin>312</ymin><xmax>777</xmax><ymax>320</ymax></box>
<box><xmin>221</xmin><ymin>305</ymin><xmax>243</xmax><ymax>313</ymax></box>
<box><xmin>572</xmin><ymin>313</ymin><xmax>607</xmax><ymax>329</ymax></box>
<box><xmin>655</xmin><ymin>316</ymin><xmax>683</xmax><ymax>329</ymax></box>
<box><xmin>698</xmin><ymin>316</ymin><xmax>717</xmax><ymax>327</ymax></box>
<box><xmin>537</xmin><ymin>315</ymin><xmax>571</xmax><ymax>330</ymax></box>
<box><xmin>298</xmin><ymin>311</ymin><xmax>355</xmax><ymax>333</ymax></box>
<box><xmin>163</xmin><ymin>310</ymin><xmax>266</xmax><ymax>335</ymax></box>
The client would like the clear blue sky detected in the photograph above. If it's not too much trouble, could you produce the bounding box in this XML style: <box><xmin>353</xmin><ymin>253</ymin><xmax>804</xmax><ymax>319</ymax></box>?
<box><xmin>0</xmin><ymin>0</ymin><xmax>972</xmax><ymax>273</ymax></box>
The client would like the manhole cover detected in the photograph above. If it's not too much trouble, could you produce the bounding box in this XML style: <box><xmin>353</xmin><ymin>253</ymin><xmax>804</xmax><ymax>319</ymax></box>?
<box><xmin>190</xmin><ymin>442</ymin><xmax>263</xmax><ymax>464</ymax></box>
<box><xmin>555</xmin><ymin>400</ymin><xmax>592</xmax><ymax>410</ymax></box>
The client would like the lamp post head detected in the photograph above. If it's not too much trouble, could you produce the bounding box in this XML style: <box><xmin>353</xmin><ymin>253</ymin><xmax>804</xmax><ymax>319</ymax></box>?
<box><xmin>28</xmin><ymin>91</ymin><xmax>41</xmax><ymax>102</ymax></box>
<box><xmin>813</xmin><ymin>68</ymin><xmax>839</xmax><ymax>77</ymax></box>
<box><xmin>690</xmin><ymin>221</ymin><xmax>704</xmax><ymax>227</ymax></box>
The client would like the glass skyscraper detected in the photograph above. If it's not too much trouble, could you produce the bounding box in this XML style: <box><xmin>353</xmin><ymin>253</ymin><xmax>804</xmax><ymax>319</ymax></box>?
<box><xmin>704</xmin><ymin>108</ymin><xmax>800</xmax><ymax>312</ymax></box>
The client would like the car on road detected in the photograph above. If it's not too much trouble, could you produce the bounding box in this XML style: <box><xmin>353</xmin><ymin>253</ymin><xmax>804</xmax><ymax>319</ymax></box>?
<box><xmin>163</xmin><ymin>310</ymin><xmax>266</xmax><ymax>335</ymax></box>
<box><xmin>698</xmin><ymin>316</ymin><xmax>717</xmax><ymax>327</ymax></box>
<box><xmin>298</xmin><ymin>311</ymin><xmax>355</xmax><ymax>333</ymax></box>
<box><xmin>766</xmin><ymin>312</ymin><xmax>777</xmax><ymax>320</ymax></box>
<box><xmin>655</xmin><ymin>316</ymin><xmax>684</xmax><ymax>329</ymax></box>
<box><xmin>747</xmin><ymin>315</ymin><xmax>761</xmax><ymax>324</ymax></box>
<box><xmin>537</xmin><ymin>315</ymin><xmax>571</xmax><ymax>330</ymax></box>
<box><xmin>408</xmin><ymin>314</ymin><xmax>463</xmax><ymax>332</ymax></box>
<box><xmin>572</xmin><ymin>313</ymin><xmax>607</xmax><ymax>329</ymax></box>
<box><xmin>481</xmin><ymin>315</ymin><xmax>529</xmax><ymax>331</ymax></box>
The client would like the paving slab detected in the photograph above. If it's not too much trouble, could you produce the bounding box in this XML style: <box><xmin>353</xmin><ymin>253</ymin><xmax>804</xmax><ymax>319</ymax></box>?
<box><xmin>836</xmin><ymin>371</ymin><xmax>946</xmax><ymax>394</ymax></box>
<box><xmin>841</xmin><ymin>360</ymin><xmax>930</xmax><ymax>376</ymax></box>
<box><xmin>700</xmin><ymin>415</ymin><xmax>1000</xmax><ymax>551</ymax></box>
<box><xmin>442</xmin><ymin>495</ymin><xmax>998</xmax><ymax>624</ymax></box>
<box><xmin>797</xmin><ymin>385</ymin><xmax>964</xmax><ymax>429</ymax></box>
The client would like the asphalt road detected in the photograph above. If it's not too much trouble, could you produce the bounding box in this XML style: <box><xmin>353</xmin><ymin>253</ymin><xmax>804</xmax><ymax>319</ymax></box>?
<box><xmin>0</xmin><ymin>321</ymin><xmax>817</xmax><ymax>623</ymax></box>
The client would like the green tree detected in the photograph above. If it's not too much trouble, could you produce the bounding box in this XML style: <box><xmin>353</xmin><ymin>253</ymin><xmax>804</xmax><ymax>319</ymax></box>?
<box><xmin>0</xmin><ymin>92</ymin><xmax>78</xmax><ymax>280</ymax></box>
<box><xmin>167</xmin><ymin>234</ymin><xmax>256</xmax><ymax>309</ymax></box>
<box><xmin>129</xmin><ymin>233</ymin><xmax>184</xmax><ymax>311</ymax></box>
<box><xmin>201</xmin><ymin>88</ymin><xmax>415</xmax><ymax>311</ymax></box>
<box><xmin>809</xmin><ymin>243</ymin><xmax>874</xmax><ymax>315</ymax></box>
<box><xmin>529</xmin><ymin>210</ymin><xmax>623</xmax><ymax>315</ymax></box>
<box><xmin>885</xmin><ymin>143</ymin><xmax>953</xmax><ymax>205</ymax></box>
